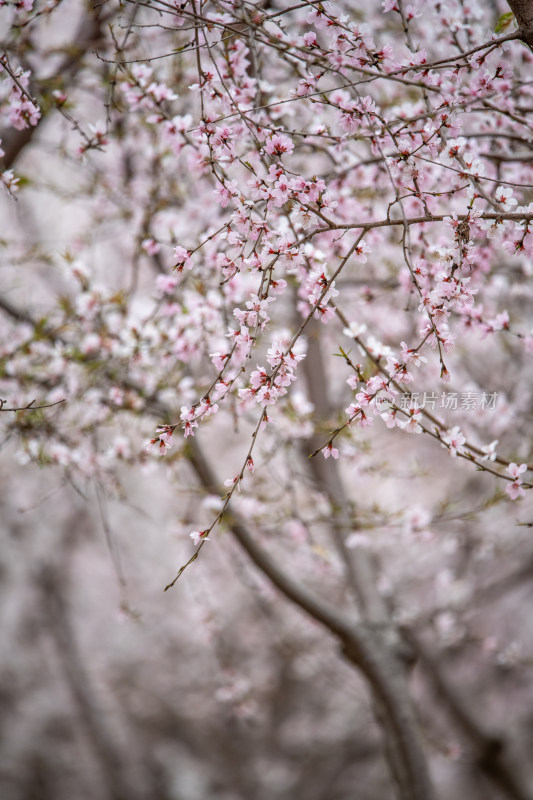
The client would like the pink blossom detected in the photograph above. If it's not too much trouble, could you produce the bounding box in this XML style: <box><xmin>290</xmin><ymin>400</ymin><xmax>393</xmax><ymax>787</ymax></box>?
<box><xmin>494</xmin><ymin>186</ymin><xmax>517</xmax><ymax>209</ymax></box>
<box><xmin>212</xmin><ymin>381</ymin><xmax>230</xmax><ymax>401</ymax></box>
<box><xmin>180</xmin><ymin>405</ymin><xmax>198</xmax><ymax>437</ymax></box>
<box><xmin>322</xmin><ymin>443</ymin><xmax>339</xmax><ymax>459</ymax></box>
<box><xmin>343</xmin><ymin>322</ymin><xmax>367</xmax><ymax>339</ymax></box>
<box><xmin>400</xmin><ymin>342</ymin><xmax>427</xmax><ymax>368</ymax></box>
<box><xmin>442</xmin><ymin>426</ymin><xmax>466</xmax><ymax>458</ymax></box>
<box><xmin>147</xmin><ymin>429</ymin><xmax>173</xmax><ymax>454</ymax></box>
<box><xmin>257</xmin><ymin>384</ymin><xmax>281</xmax><ymax>407</ymax></box>
<box><xmin>142</xmin><ymin>238</ymin><xmax>160</xmax><ymax>255</ymax></box>
<box><xmin>402</xmin><ymin>48</ymin><xmax>427</xmax><ymax>68</ymax></box>
<box><xmin>173</xmin><ymin>246</ymin><xmax>192</xmax><ymax>270</ymax></box>
<box><xmin>210</xmin><ymin>352</ymin><xmax>230</xmax><ymax>372</ymax></box>
<box><xmin>382</xmin><ymin>1</ymin><xmax>399</xmax><ymax>13</ymax></box>
<box><xmin>354</xmin><ymin>241</ymin><xmax>371</xmax><ymax>263</ymax></box>
<box><xmin>1</xmin><ymin>169</ymin><xmax>19</xmax><ymax>193</ymax></box>
<box><xmin>156</xmin><ymin>274</ymin><xmax>178</xmax><ymax>294</ymax></box>
<box><xmin>506</xmin><ymin>482</ymin><xmax>525</xmax><ymax>500</ymax></box>
<box><xmin>8</xmin><ymin>94</ymin><xmax>41</xmax><ymax>130</ymax></box>
<box><xmin>249</xmin><ymin>368</ymin><xmax>268</xmax><ymax>389</ymax></box>
<box><xmin>264</xmin><ymin>133</ymin><xmax>294</xmax><ymax>157</ymax></box>
<box><xmin>481</xmin><ymin>440</ymin><xmax>498</xmax><ymax>461</ymax></box>
<box><xmin>507</xmin><ymin>462</ymin><xmax>527</xmax><ymax>480</ymax></box>
<box><xmin>381</xmin><ymin>408</ymin><xmax>398</xmax><ymax>428</ymax></box>
<box><xmin>214</xmin><ymin>180</ymin><xmax>238</xmax><ymax>208</ymax></box>
<box><xmin>306</xmin><ymin>5</ymin><xmax>334</xmax><ymax>29</ymax></box>
<box><xmin>398</xmin><ymin>409</ymin><xmax>423</xmax><ymax>434</ymax></box>
<box><xmin>131</xmin><ymin>63</ymin><xmax>152</xmax><ymax>86</ymax></box>
<box><xmin>387</xmin><ymin>356</ymin><xmax>413</xmax><ymax>385</ymax></box>
<box><xmin>190</xmin><ymin>530</ymin><xmax>209</xmax><ymax>545</ymax></box>
<box><xmin>147</xmin><ymin>81</ymin><xmax>177</xmax><ymax>102</ymax></box>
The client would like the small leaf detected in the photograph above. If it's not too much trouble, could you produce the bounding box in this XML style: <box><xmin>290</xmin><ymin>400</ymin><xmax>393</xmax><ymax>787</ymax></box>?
<box><xmin>495</xmin><ymin>12</ymin><xmax>514</xmax><ymax>33</ymax></box>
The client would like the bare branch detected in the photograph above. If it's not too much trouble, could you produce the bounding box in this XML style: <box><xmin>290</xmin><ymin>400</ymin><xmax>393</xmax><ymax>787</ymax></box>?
<box><xmin>0</xmin><ymin>398</ymin><xmax>65</xmax><ymax>412</ymax></box>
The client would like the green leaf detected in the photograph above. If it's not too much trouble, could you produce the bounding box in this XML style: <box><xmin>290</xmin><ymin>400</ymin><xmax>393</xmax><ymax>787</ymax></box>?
<box><xmin>495</xmin><ymin>11</ymin><xmax>514</xmax><ymax>33</ymax></box>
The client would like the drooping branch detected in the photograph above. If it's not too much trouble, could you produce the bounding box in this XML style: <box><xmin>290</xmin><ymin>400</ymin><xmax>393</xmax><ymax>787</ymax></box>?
<box><xmin>186</xmin><ymin>435</ymin><xmax>360</xmax><ymax>640</ymax></box>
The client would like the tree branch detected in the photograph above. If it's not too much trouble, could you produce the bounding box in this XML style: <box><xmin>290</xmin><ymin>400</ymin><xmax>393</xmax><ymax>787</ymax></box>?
<box><xmin>505</xmin><ymin>0</ymin><xmax>533</xmax><ymax>48</ymax></box>
<box><xmin>186</xmin><ymin>435</ymin><xmax>434</xmax><ymax>800</ymax></box>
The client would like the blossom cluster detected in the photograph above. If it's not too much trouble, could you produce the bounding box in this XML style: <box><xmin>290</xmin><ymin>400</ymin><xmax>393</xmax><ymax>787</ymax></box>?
<box><xmin>1</xmin><ymin>0</ymin><xmax>532</xmax><ymax>531</ymax></box>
